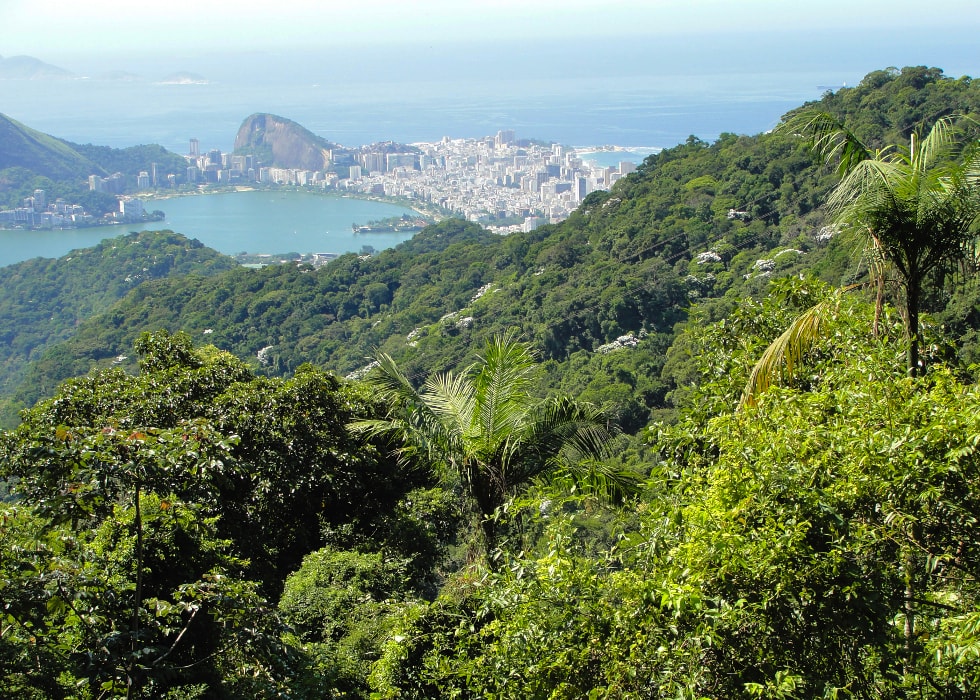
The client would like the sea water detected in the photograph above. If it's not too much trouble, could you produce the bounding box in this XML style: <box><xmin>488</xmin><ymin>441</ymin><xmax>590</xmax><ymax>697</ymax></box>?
<box><xmin>13</xmin><ymin>28</ymin><xmax>978</xmax><ymax>154</ymax></box>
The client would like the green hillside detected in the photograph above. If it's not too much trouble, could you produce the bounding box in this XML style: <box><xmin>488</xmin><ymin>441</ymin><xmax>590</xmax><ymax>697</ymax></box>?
<box><xmin>0</xmin><ymin>113</ymin><xmax>192</xmax><ymax>209</ymax></box>
<box><xmin>3</xmin><ymin>65</ymin><xmax>980</xmax><ymax>697</ymax></box>
<box><xmin>0</xmin><ymin>231</ymin><xmax>237</xmax><ymax>424</ymax></box>
<box><xmin>66</xmin><ymin>142</ymin><xmax>190</xmax><ymax>186</ymax></box>
<box><xmin>0</xmin><ymin>112</ymin><xmax>101</xmax><ymax>182</ymax></box>
<box><xmin>8</xmin><ymin>66</ymin><xmax>980</xmax><ymax>429</ymax></box>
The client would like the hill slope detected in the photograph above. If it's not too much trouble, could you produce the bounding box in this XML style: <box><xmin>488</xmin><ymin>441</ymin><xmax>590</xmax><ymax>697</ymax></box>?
<box><xmin>0</xmin><ymin>112</ymin><xmax>102</xmax><ymax>181</ymax></box>
<box><xmin>8</xmin><ymin>66</ymin><xmax>980</xmax><ymax>430</ymax></box>
<box><xmin>0</xmin><ymin>231</ymin><xmax>237</xmax><ymax>425</ymax></box>
<box><xmin>0</xmin><ymin>114</ymin><xmax>193</xmax><ymax>208</ymax></box>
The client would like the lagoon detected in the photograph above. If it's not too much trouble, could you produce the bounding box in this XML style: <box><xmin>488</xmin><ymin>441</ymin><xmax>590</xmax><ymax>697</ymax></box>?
<box><xmin>0</xmin><ymin>191</ymin><xmax>419</xmax><ymax>268</ymax></box>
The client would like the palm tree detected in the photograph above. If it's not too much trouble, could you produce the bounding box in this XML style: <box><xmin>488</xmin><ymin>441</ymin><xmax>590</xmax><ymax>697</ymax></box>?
<box><xmin>742</xmin><ymin>114</ymin><xmax>980</xmax><ymax>405</ymax></box>
<box><xmin>350</xmin><ymin>336</ymin><xmax>628</xmax><ymax>557</ymax></box>
<box><xmin>791</xmin><ymin>112</ymin><xmax>980</xmax><ymax>375</ymax></box>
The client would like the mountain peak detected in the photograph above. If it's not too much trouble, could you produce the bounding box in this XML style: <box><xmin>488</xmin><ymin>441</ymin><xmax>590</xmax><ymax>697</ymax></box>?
<box><xmin>233</xmin><ymin>113</ymin><xmax>337</xmax><ymax>171</ymax></box>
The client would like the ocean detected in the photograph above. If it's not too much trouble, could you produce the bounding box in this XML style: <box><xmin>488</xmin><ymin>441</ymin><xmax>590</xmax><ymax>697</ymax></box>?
<box><xmin>10</xmin><ymin>29</ymin><xmax>978</xmax><ymax>155</ymax></box>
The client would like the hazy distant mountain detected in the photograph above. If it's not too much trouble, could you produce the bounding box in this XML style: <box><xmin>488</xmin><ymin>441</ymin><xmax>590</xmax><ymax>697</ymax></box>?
<box><xmin>0</xmin><ymin>55</ymin><xmax>75</xmax><ymax>80</ymax></box>
<box><xmin>234</xmin><ymin>113</ymin><xmax>338</xmax><ymax>171</ymax></box>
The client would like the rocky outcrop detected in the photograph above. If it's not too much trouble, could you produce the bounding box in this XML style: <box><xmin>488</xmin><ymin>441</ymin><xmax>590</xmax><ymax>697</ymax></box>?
<box><xmin>233</xmin><ymin>113</ymin><xmax>336</xmax><ymax>171</ymax></box>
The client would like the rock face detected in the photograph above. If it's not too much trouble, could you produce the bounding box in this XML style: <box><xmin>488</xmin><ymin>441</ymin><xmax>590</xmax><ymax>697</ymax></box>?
<box><xmin>233</xmin><ymin>113</ymin><xmax>336</xmax><ymax>171</ymax></box>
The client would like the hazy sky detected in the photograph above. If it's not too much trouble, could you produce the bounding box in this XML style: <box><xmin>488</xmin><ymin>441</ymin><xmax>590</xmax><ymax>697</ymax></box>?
<box><xmin>4</xmin><ymin>0</ymin><xmax>980</xmax><ymax>56</ymax></box>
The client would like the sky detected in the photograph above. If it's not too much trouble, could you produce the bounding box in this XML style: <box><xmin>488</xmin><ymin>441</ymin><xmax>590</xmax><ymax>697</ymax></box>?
<box><xmin>3</xmin><ymin>0</ymin><xmax>980</xmax><ymax>57</ymax></box>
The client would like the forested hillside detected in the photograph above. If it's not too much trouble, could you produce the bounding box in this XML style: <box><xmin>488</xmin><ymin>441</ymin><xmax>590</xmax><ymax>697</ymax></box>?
<box><xmin>8</xmin><ymin>66</ymin><xmax>980</xmax><ymax>430</ymax></box>
<box><xmin>0</xmin><ymin>231</ymin><xmax>237</xmax><ymax>424</ymax></box>
<box><xmin>0</xmin><ymin>112</ymin><xmax>100</xmax><ymax>182</ymax></box>
<box><xmin>0</xmin><ymin>113</ymin><xmax>192</xmax><ymax>208</ymax></box>
<box><xmin>3</xmin><ymin>66</ymin><xmax>980</xmax><ymax>697</ymax></box>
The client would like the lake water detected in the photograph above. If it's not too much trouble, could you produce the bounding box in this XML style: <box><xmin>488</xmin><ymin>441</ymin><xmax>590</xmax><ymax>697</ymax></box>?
<box><xmin>0</xmin><ymin>191</ymin><xmax>418</xmax><ymax>267</ymax></box>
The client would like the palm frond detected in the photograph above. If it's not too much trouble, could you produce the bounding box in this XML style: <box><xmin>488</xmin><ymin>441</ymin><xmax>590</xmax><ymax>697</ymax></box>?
<box><xmin>474</xmin><ymin>335</ymin><xmax>537</xmax><ymax>455</ymax></box>
<box><xmin>422</xmin><ymin>370</ymin><xmax>476</xmax><ymax>438</ymax></box>
<box><xmin>739</xmin><ymin>290</ymin><xmax>847</xmax><ymax>410</ymax></box>
<box><xmin>510</xmin><ymin>396</ymin><xmax>613</xmax><ymax>480</ymax></box>
<box><xmin>779</xmin><ymin>110</ymin><xmax>872</xmax><ymax>176</ymax></box>
<box><xmin>914</xmin><ymin>116</ymin><xmax>956</xmax><ymax>172</ymax></box>
<box><xmin>366</xmin><ymin>352</ymin><xmax>423</xmax><ymax>405</ymax></box>
<box><xmin>348</xmin><ymin>352</ymin><xmax>458</xmax><ymax>471</ymax></box>
<box><xmin>546</xmin><ymin>456</ymin><xmax>641</xmax><ymax>503</ymax></box>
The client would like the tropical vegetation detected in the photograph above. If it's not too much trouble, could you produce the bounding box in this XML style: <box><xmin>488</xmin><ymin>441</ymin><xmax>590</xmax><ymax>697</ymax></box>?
<box><xmin>351</xmin><ymin>335</ymin><xmax>629</xmax><ymax>555</ymax></box>
<box><xmin>2</xmin><ymin>65</ymin><xmax>980</xmax><ymax>697</ymax></box>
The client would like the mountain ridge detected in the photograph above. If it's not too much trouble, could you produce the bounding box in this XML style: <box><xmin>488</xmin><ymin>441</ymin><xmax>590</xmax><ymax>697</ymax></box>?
<box><xmin>0</xmin><ymin>112</ymin><xmax>103</xmax><ymax>181</ymax></box>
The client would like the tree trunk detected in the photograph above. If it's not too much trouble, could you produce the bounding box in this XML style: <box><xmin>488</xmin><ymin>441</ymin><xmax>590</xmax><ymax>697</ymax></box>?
<box><xmin>468</xmin><ymin>463</ymin><xmax>499</xmax><ymax>566</ymax></box>
<box><xmin>905</xmin><ymin>277</ymin><xmax>921</xmax><ymax>376</ymax></box>
<box><xmin>128</xmin><ymin>481</ymin><xmax>144</xmax><ymax>699</ymax></box>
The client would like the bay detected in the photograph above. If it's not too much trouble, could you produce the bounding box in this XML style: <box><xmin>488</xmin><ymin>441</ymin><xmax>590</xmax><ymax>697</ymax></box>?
<box><xmin>0</xmin><ymin>191</ymin><xmax>419</xmax><ymax>268</ymax></box>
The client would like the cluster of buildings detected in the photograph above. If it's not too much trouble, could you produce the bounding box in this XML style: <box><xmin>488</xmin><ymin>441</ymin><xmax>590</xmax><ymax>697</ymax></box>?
<box><xmin>0</xmin><ymin>188</ymin><xmax>148</xmax><ymax>229</ymax></box>
<box><xmin>4</xmin><ymin>131</ymin><xmax>641</xmax><ymax>232</ymax></box>
<box><xmin>343</xmin><ymin>131</ymin><xmax>637</xmax><ymax>232</ymax></box>
<box><xmin>184</xmin><ymin>139</ymin><xmax>261</xmax><ymax>185</ymax></box>
<box><xmin>183</xmin><ymin>131</ymin><xmax>639</xmax><ymax>231</ymax></box>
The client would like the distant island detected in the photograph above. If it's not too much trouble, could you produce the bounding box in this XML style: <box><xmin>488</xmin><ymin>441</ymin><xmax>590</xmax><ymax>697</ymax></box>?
<box><xmin>158</xmin><ymin>72</ymin><xmax>209</xmax><ymax>85</ymax></box>
<box><xmin>0</xmin><ymin>54</ymin><xmax>74</xmax><ymax>80</ymax></box>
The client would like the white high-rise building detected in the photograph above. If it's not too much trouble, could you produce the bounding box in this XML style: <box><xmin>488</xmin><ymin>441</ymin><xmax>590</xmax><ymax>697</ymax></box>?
<box><xmin>495</xmin><ymin>130</ymin><xmax>515</xmax><ymax>148</ymax></box>
<box><xmin>120</xmin><ymin>197</ymin><xmax>144</xmax><ymax>220</ymax></box>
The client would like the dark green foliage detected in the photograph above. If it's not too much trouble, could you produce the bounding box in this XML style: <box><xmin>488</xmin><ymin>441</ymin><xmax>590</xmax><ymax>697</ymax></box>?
<box><xmin>66</xmin><ymin>142</ymin><xmax>189</xmax><ymax>187</ymax></box>
<box><xmin>4</xmin><ymin>331</ymin><xmax>422</xmax><ymax>594</ymax></box>
<box><xmin>0</xmin><ymin>330</ymin><xmax>439</xmax><ymax>696</ymax></box>
<box><xmin>0</xmin><ymin>231</ymin><xmax>236</xmax><ymax>426</ymax></box>
<box><xmin>2</xmin><ymin>66</ymin><xmax>980</xmax><ymax>698</ymax></box>
<box><xmin>372</xmin><ymin>284</ymin><xmax>980</xmax><ymax>699</ymax></box>
<box><xmin>279</xmin><ymin>546</ymin><xmax>421</xmax><ymax>697</ymax></box>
